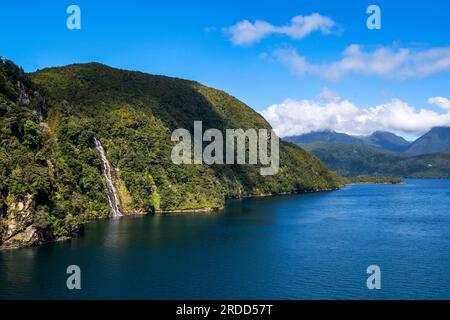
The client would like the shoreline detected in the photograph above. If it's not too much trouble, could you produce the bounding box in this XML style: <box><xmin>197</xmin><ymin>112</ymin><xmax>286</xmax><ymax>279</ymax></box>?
<box><xmin>0</xmin><ymin>187</ymin><xmax>336</xmax><ymax>250</ymax></box>
<box><xmin>0</xmin><ymin>179</ymin><xmax>409</xmax><ymax>251</ymax></box>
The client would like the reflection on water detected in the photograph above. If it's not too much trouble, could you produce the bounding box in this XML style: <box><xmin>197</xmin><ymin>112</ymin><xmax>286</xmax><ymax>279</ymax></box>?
<box><xmin>1</xmin><ymin>179</ymin><xmax>450</xmax><ymax>299</ymax></box>
<box><xmin>104</xmin><ymin>218</ymin><xmax>123</xmax><ymax>249</ymax></box>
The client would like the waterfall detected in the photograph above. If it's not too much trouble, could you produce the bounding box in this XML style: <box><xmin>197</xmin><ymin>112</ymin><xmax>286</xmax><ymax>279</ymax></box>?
<box><xmin>94</xmin><ymin>137</ymin><xmax>123</xmax><ymax>217</ymax></box>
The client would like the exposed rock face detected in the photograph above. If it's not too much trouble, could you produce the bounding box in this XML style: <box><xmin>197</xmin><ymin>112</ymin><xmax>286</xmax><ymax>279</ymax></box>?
<box><xmin>1</xmin><ymin>194</ymin><xmax>43</xmax><ymax>249</ymax></box>
<box><xmin>17</xmin><ymin>80</ymin><xmax>49</xmax><ymax>120</ymax></box>
<box><xmin>16</xmin><ymin>81</ymin><xmax>31</xmax><ymax>105</ymax></box>
<box><xmin>3</xmin><ymin>225</ymin><xmax>43</xmax><ymax>249</ymax></box>
<box><xmin>32</xmin><ymin>90</ymin><xmax>48</xmax><ymax>122</ymax></box>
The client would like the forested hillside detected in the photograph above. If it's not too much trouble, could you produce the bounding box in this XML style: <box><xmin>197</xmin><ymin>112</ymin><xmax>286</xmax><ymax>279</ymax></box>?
<box><xmin>0</xmin><ymin>59</ymin><xmax>341</xmax><ymax>248</ymax></box>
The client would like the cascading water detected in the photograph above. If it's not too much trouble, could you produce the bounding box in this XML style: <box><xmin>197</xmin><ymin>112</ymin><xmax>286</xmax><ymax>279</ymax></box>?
<box><xmin>94</xmin><ymin>137</ymin><xmax>123</xmax><ymax>217</ymax></box>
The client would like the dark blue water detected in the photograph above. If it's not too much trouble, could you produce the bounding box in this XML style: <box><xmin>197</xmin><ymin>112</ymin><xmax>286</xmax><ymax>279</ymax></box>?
<box><xmin>1</xmin><ymin>179</ymin><xmax>450</xmax><ymax>299</ymax></box>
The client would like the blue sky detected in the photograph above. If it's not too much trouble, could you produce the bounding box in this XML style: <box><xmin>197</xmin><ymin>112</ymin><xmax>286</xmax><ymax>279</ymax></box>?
<box><xmin>1</xmin><ymin>0</ymin><xmax>449</xmax><ymax>138</ymax></box>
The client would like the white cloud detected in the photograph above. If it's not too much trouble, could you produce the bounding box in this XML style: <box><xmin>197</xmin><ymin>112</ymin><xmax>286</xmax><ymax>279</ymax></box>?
<box><xmin>428</xmin><ymin>96</ymin><xmax>450</xmax><ymax>110</ymax></box>
<box><xmin>271</xmin><ymin>44</ymin><xmax>450</xmax><ymax>80</ymax></box>
<box><xmin>260</xmin><ymin>91</ymin><xmax>450</xmax><ymax>138</ymax></box>
<box><xmin>318</xmin><ymin>88</ymin><xmax>340</xmax><ymax>103</ymax></box>
<box><xmin>224</xmin><ymin>13</ymin><xmax>337</xmax><ymax>46</ymax></box>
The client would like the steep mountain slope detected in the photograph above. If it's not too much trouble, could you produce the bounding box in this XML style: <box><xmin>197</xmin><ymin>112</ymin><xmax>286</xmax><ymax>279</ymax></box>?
<box><xmin>0</xmin><ymin>59</ymin><xmax>72</xmax><ymax>247</ymax></box>
<box><xmin>285</xmin><ymin>130</ymin><xmax>412</xmax><ymax>152</ymax></box>
<box><xmin>407</xmin><ymin>127</ymin><xmax>450</xmax><ymax>155</ymax></box>
<box><xmin>0</xmin><ymin>60</ymin><xmax>341</xmax><ymax>248</ymax></box>
<box><xmin>303</xmin><ymin>142</ymin><xmax>450</xmax><ymax>178</ymax></box>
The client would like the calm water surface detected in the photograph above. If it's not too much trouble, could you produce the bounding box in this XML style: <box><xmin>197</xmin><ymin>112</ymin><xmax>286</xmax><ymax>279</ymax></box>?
<box><xmin>1</xmin><ymin>179</ymin><xmax>450</xmax><ymax>299</ymax></box>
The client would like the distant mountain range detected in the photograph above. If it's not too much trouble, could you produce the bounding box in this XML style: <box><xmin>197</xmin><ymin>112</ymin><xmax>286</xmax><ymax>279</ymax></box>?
<box><xmin>285</xmin><ymin>127</ymin><xmax>450</xmax><ymax>155</ymax></box>
<box><xmin>361</xmin><ymin>131</ymin><xmax>411</xmax><ymax>153</ymax></box>
<box><xmin>285</xmin><ymin>127</ymin><xmax>450</xmax><ymax>178</ymax></box>
<box><xmin>302</xmin><ymin>142</ymin><xmax>450</xmax><ymax>178</ymax></box>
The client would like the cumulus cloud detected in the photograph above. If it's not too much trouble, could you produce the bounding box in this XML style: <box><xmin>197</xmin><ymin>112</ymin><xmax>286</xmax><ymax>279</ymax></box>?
<box><xmin>428</xmin><ymin>96</ymin><xmax>450</xmax><ymax>110</ymax></box>
<box><xmin>271</xmin><ymin>44</ymin><xmax>450</xmax><ymax>80</ymax></box>
<box><xmin>224</xmin><ymin>13</ymin><xmax>337</xmax><ymax>46</ymax></box>
<box><xmin>260</xmin><ymin>91</ymin><xmax>450</xmax><ymax>138</ymax></box>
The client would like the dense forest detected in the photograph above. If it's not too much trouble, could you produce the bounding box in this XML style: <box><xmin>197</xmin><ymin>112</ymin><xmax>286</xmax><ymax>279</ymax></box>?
<box><xmin>0</xmin><ymin>59</ymin><xmax>342</xmax><ymax>248</ymax></box>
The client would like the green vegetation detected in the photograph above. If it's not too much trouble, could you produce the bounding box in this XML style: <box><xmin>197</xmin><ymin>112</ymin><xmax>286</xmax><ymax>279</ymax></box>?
<box><xmin>345</xmin><ymin>176</ymin><xmax>403</xmax><ymax>184</ymax></box>
<box><xmin>1</xmin><ymin>60</ymin><xmax>341</xmax><ymax>247</ymax></box>
<box><xmin>303</xmin><ymin>142</ymin><xmax>450</xmax><ymax>178</ymax></box>
<box><xmin>0</xmin><ymin>58</ymin><xmax>109</xmax><ymax>247</ymax></box>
